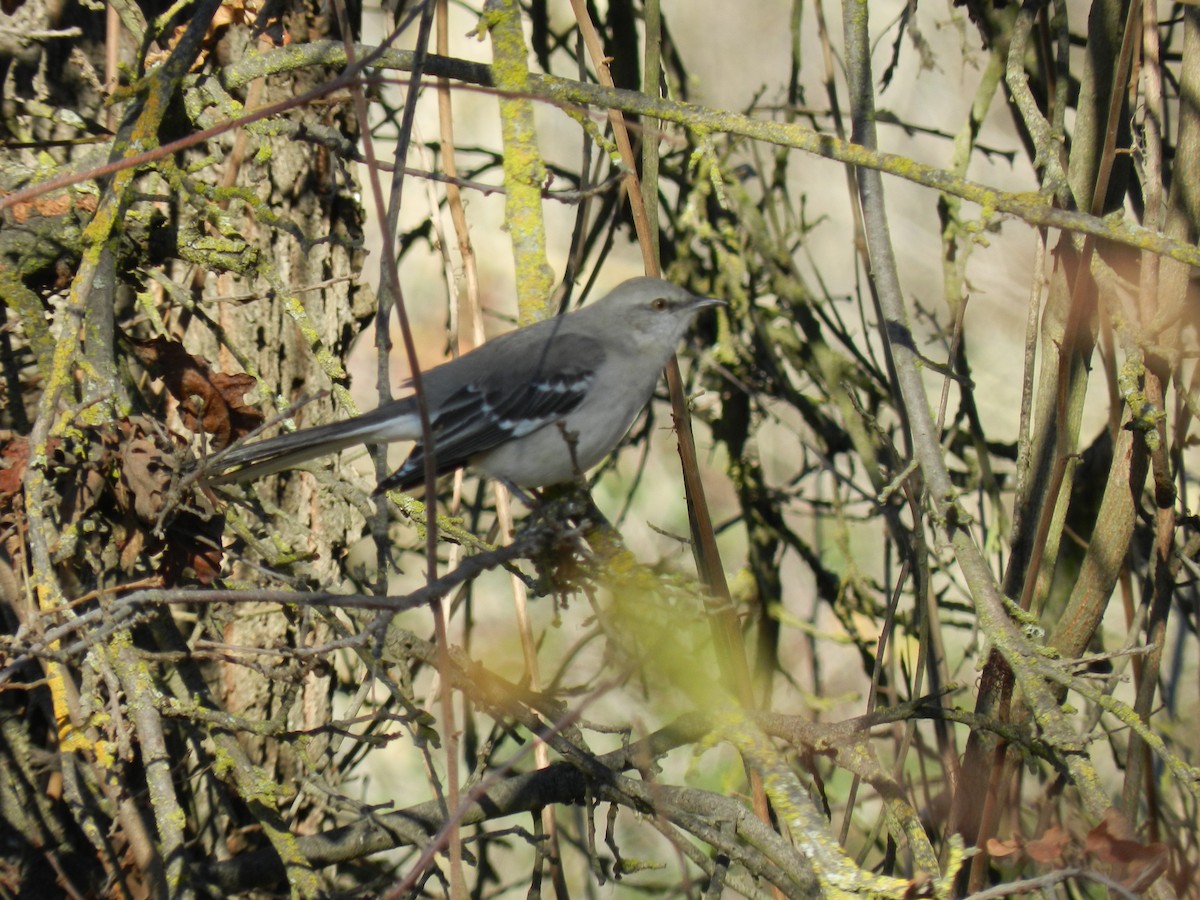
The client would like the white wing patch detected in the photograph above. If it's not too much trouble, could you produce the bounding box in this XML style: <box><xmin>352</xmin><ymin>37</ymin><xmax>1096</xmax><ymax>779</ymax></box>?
<box><xmin>375</xmin><ymin>368</ymin><xmax>596</xmax><ymax>491</ymax></box>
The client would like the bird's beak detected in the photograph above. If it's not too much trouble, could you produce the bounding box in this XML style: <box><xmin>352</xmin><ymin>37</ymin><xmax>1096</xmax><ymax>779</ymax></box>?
<box><xmin>690</xmin><ymin>296</ymin><xmax>727</xmax><ymax>312</ymax></box>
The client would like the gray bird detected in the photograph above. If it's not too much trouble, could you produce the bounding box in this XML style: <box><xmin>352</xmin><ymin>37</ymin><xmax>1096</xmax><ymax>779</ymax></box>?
<box><xmin>206</xmin><ymin>277</ymin><xmax>723</xmax><ymax>493</ymax></box>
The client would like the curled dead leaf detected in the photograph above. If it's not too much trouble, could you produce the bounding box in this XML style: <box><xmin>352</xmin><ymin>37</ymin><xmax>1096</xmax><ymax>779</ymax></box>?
<box><xmin>1086</xmin><ymin>808</ymin><xmax>1169</xmax><ymax>892</ymax></box>
<box><xmin>0</xmin><ymin>436</ymin><xmax>29</xmax><ymax>497</ymax></box>
<box><xmin>130</xmin><ymin>336</ymin><xmax>263</xmax><ymax>450</ymax></box>
<box><xmin>985</xmin><ymin>836</ymin><xmax>1023</xmax><ymax>859</ymax></box>
<box><xmin>1024</xmin><ymin>825</ymin><xmax>1070</xmax><ymax>865</ymax></box>
<box><xmin>161</xmin><ymin>512</ymin><xmax>224</xmax><ymax>585</ymax></box>
<box><xmin>119</xmin><ymin>436</ymin><xmax>175</xmax><ymax>523</ymax></box>
<box><xmin>144</xmin><ymin>0</ymin><xmax>262</xmax><ymax>69</ymax></box>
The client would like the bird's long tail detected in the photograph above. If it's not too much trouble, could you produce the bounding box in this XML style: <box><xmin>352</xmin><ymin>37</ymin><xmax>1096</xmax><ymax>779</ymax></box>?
<box><xmin>204</xmin><ymin>400</ymin><xmax>420</xmax><ymax>484</ymax></box>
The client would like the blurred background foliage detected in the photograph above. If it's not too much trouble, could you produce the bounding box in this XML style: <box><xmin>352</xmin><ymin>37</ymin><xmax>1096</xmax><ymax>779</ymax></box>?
<box><xmin>0</xmin><ymin>0</ymin><xmax>1197</xmax><ymax>896</ymax></box>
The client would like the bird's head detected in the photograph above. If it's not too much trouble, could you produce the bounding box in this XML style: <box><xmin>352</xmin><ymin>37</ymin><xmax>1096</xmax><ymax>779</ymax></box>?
<box><xmin>591</xmin><ymin>277</ymin><xmax>725</xmax><ymax>353</ymax></box>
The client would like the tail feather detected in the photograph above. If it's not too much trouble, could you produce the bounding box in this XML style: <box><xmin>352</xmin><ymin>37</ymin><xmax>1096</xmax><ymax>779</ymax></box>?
<box><xmin>205</xmin><ymin>401</ymin><xmax>419</xmax><ymax>484</ymax></box>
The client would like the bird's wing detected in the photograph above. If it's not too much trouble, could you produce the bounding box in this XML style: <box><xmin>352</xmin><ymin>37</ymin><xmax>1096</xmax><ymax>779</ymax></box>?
<box><xmin>376</xmin><ymin>331</ymin><xmax>604</xmax><ymax>492</ymax></box>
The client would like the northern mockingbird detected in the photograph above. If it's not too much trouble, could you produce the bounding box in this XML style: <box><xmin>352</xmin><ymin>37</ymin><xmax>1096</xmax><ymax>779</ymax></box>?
<box><xmin>207</xmin><ymin>277</ymin><xmax>722</xmax><ymax>493</ymax></box>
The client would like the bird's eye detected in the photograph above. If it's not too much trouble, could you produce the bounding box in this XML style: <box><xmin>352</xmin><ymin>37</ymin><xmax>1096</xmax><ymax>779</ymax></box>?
<box><xmin>651</xmin><ymin>297</ymin><xmax>670</xmax><ymax>311</ymax></box>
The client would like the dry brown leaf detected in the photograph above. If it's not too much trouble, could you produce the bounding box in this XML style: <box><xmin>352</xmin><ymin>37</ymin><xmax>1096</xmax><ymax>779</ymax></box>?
<box><xmin>144</xmin><ymin>0</ymin><xmax>261</xmax><ymax>69</ymax></box>
<box><xmin>130</xmin><ymin>337</ymin><xmax>263</xmax><ymax>450</ymax></box>
<box><xmin>8</xmin><ymin>192</ymin><xmax>84</xmax><ymax>225</ymax></box>
<box><xmin>1086</xmin><ymin>809</ymin><xmax>1169</xmax><ymax>892</ymax></box>
<box><xmin>161</xmin><ymin>512</ymin><xmax>224</xmax><ymax>585</ymax></box>
<box><xmin>1086</xmin><ymin>809</ymin><xmax>1138</xmax><ymax>864</ymax></box>
<box><xmin>1025</xmin><ymin>825</ymin><xmax>1070</xmax><ymax>865</ymax></box>
<box><xmin>119</xmin><ymin>528</ymin><xmax>145</xmax><ymax>574</ymax></box>
<box><xmin>1123</xmin><ymin>846</ymin><xmax>1169</xmax><ymax>894</ymax></box>
<box><xmin>119</xmin><ymin>436</ymin><xmax>173</xmax><ymax>523</ymax></box>
<box><xmin>0</xmin><ymin>436</ymin><xmax>29</xmax><ymax>497</ymax></box>
<box><xmin>985</xmin><ymin>836</ymin><xmax>1022</xmax><ymax>859</ymax></box>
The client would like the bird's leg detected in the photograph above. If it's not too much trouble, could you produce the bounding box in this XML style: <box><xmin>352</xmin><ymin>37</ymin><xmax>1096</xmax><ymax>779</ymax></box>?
<box><xmin>495</xmin><ymin>477</ymin><xmax>540</xmax><ymax>508</ymax></box>
<box><xmin>555</xmin><ymin>421</ymin><xmax>586</xmax><ymax>484</ymax></box>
